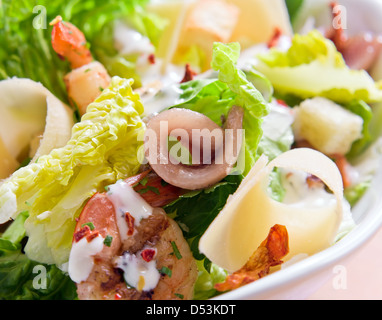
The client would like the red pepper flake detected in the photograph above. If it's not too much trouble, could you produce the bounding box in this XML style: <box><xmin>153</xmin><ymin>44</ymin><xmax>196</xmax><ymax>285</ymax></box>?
<box><xmin>125</xmin><ymin>212</ymin><xmax>135</xmax><ymax>236</ymax></box>
<box><xmin>267</xmin><ymin>27</ymin><xmax>282</xmax><ymax>48</ymax></box>
<box><xmin>141</xmin><ymin>248</ymin><xmax>156</xmax><ymax>262</ymax></box>
<box><xmin>180</xmin><ymin>64</ymin><xmax>197</xmax><ymax>83</ymax></box>
<box><xmin>73</xmin><ymin>225</ymin><xmax>91</xmax><ymax>242</ymax></box>
<box><xmin>86</xmin><ymin>230</ymin><xmax>100</xmax><ymax>242</ymax></box>
<box><xmin>114</xmin><ymin>293</ymin><xmax>122</xmax><ymax>300</ymax></box>
<box><xmin>276</xmin><ymin>99</ymin><xmax>288</xmax><ymax>107</ymax></box>
<box><xmin>148</xmin><ymin>53</ymin><xmax>156</xmax><ymax>64</ymax></box>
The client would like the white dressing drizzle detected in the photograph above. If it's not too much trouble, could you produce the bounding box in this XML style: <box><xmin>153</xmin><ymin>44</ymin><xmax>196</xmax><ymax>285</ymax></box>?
<box><xmin>281</xmin><ymin>169</ymin><xmax>338</xmax><ymax>209</ymax></box>
<box><xmin>68</xmin><ymin>235</ymin><xmax>104</xmax><ymax>283</ymax></box>
<box><xmin>115</xmin><ymin>246</ymin><xmax>161</xmax><ymax>292</ymax></box>
<box><xmin>106</xmin><ymin>180</ymin><xmax>153</xmax><ymax>241</ymax></box>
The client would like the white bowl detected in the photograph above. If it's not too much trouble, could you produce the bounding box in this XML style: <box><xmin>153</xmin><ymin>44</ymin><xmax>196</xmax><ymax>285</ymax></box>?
<box><xmin>215</xmin><ymin>0</ymin><xmax>382</xmax><ymax>300</ymax></box>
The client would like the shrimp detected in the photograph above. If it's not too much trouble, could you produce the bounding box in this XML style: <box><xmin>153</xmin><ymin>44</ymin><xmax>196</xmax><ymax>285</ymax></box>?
<box><xmin>64</xmin><ymin>61</ymin><xmax>111</xmax><ymax>116</ymax></box>
<box><xmin>50</xmin><ymin>16</ymin><xmax>92</xmax><ymax>69</ymax></box>
<box><xmin>215</xmin><ymin>224</ymin><xmax>289</xmax><ymax>292</ymax></box>
<box><xmin>50</xmin><ymin>16</ymin><xmax>111</xmax><ymax>116</ymax></box>
<box><xmin>69</xmin><ymin>170</ymin><xmax>197</xmax><ymax>300</ymax></box>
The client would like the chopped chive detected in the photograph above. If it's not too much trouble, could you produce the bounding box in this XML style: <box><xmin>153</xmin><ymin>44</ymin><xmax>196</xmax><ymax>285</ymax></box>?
<box><xmin>148</xmin><ymin>186</ymin><xmax>160</xmax><ymax>194</ymax></box>
<box><xmin>140</xmin><ymin>176</ymin><xmax>148</xmax><ymax>186</ymax></box>
<box><xmin>159</xmin><ymin>266</ymin><xmax>172</xmax><ymax>278</ymax></box>
<box><xmin>99</xmin><ymin>86</ymin><xmax>104</xmax><ymax>92</ymax></box>
<box><xmin>171</xmin><ymin>241</ymin><xmax>182</xmax><ymax>260</ymax></box>
<box><xmin>103</xmin><ymin>235</ymin><xmax>113</xmax><ymax>247</ymax></box>
<box><xmin>174</xmin><ymin>293</ymin><xmax>184</xmax><ymax>299</ymax></box>
<box><xmin>84</xmin><ymin>68</ymin><xmax>91</xmax><ymax>73</ymax></box>
<box><xmin>81</xmin><ymin>222</ymin><xmax>95</xmax><ymax>230</ymax></box>
<box><xmin>137</xmin><ymin>186</ymin><xmax>160</xmax><ymax>195</ymax></box>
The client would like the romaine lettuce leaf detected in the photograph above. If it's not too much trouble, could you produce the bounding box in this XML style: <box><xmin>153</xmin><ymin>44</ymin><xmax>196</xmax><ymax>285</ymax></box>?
<box><xmin>193</xmin><ymin>259</ymin><xmax>228</xmax><ymax>300</ymax></box>
<box><xmin>255</xmin><ymin>30</ymin><xmax>382</xmax><ymax>104</ymax></box>
<box><xmin>0</xmin><ymin>77</ymin><xmax>145</xmax><ymax>265</ymax></box>
<box><xmin>0</xmin><ymin>211</ymin><xmax>76</xmax><ymax>300</ymax></box>
<box><xmin>0</xmin><ymin>211</ymin><xmax>29</xmax><ymax>254</ymax></box>
<box><xmin>0</xmin><ymin>252</ymin><xmax>77</xmax><ymax>300</ymax></box>
<box><xmin>345</xmin><ymin>100</ymin><xmax>373</xmax><ymax>159</ymax></box>
<box><xmin>211</xmin><ymin>42</ymin><xmax>269</xmax><ymax>119</ymax></box>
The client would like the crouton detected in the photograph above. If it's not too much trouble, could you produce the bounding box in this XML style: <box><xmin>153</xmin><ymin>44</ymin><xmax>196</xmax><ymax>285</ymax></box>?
<box><xmin>293</xmin><ymin>97</ymin><xmax>363</xmax><ymax>155</ymax></box>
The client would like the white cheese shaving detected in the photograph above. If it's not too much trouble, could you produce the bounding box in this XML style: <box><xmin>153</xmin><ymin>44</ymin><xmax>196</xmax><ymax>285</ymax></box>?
<box><xmin>0</xmin><ymin>78</ymin><xmax>74</xmax><ymax>179</ymax></box>
<box><xmin>199</xmin><ymin>148</ymin><xmax>344</xmax><ymax>272</ymax></box>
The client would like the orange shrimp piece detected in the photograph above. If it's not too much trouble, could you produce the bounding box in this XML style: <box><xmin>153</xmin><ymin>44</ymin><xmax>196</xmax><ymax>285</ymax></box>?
<box><xmin>215</xmin><ymin>224</ymin><xmax>289</xmax><ymax>292</ymax></box>
<box><xmin>50</xmin><ymin>16</ymin><xmax>93</xmax><ymax>69</ymax></box>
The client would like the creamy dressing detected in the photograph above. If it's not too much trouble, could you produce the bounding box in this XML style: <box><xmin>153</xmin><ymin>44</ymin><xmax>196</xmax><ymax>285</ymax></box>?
<box><xmin>262</xmin><ymin>101</ymin><xmax>295</xmax><ymax>143</ymax></box>
<box><xmin>68</xmin><ymin>234</ymin><xmax>105</xmax><ymax>283</ymax></box>
<box><xmin>281</xmin><ymin>169</ymin><xmax>337</xmax><ymax>209</ymax></box>
<box><xmin>279</xmin><ymin>168</ymin><xmax>355</xmax><ymax>238</ymax></box>
<box><xmin>107</xmin><ymin>180</ymin><xmax>153</xmax><ymax>241</ymax></box>
<box><xmin>114</xmin><ymin>21</ymin><xmax>154</xmax><ymax>56</ymax></box>
<box><xmin>115</xmin><ymin>246</ymin><xmax>161</xmax><ymax>292</ymax></box>
<box><xmin>141</xmin><ymin>83</ymin><xmax>184</xmax><ymax>115</ymax></box>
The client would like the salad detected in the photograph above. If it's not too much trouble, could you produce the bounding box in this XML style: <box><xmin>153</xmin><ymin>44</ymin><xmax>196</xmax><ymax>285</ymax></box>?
<box><xmin>0</xmin><ymin>0</ymin><xmax>382</xmax><ymax>300</ymax></box>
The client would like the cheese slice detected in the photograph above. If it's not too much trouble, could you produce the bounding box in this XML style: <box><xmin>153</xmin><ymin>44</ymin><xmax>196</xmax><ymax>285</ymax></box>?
<box><xmin>0</xmin><ymin>78</ymin><xmax>74</xmax><ymax>179</ymax></box>
<box><xmin>199</xmin><ymin>148</ymin><xmax>344</xmax><ymax>272</ymax></box>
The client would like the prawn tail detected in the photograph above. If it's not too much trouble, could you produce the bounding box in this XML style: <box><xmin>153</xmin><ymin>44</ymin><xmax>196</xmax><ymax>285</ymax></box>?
<box><xmin>50</xmin><ymin>15</ymin><xmax>93</xmax><ymax>69</ymax></box>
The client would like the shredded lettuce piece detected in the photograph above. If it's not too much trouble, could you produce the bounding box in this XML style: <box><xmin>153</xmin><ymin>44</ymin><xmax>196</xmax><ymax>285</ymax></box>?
<box><xmin>256</xmin><ymin>30</ymin><xmax>382</xmax><ymax>104</ymax></box>
<box><xmin>0</xmin><ymin>77</ymin><xmax>145</xmax><ymax>265</ymax></box>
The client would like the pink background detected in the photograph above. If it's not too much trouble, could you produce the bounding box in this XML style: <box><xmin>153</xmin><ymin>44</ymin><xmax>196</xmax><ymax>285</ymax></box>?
<box><xmin>307</xmin><ymin>225</ymin><xmax>382</xmax><ymax>299</ymax></box>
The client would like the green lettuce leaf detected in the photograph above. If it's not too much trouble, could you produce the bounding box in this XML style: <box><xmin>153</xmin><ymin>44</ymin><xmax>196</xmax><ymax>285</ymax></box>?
<box><xmin>345</xmin><ymin>100</ymin><xmax>373</xmax><ymax>159</ymax></box>
<box><xmin>0</xmin><ymin>211</ymin><xmax>29</xmax><ymax>254</ymax></box>
<box><xmin>255</xmin><ymin>30</ymin><xmax>382</xmax><ymax>104</ymax></box>
<box><xmin>0</xmin><ymin>211</ymin><xmax>76</xmax><ymax>300</ymax></box>
<box><xmin>211</xmin><ymin>42</ymin><xmax>269</xmax><ymax>119</ymax></box>
<box><xmin>193</xmin><ymin>259</ymin><xmax>228</xmax><ymax>300</ymax></box>
<box><xmin>0</xmin><ymin>77</ymin><xmax>145</xmax><ymax>265</ymax></box>
<box><xmin>0</xmin><ymin>252</ymin><xmax>77</xmax><ymax>300</ymax></box>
